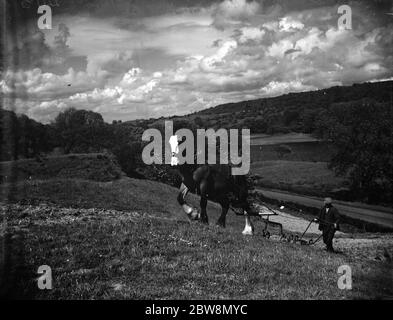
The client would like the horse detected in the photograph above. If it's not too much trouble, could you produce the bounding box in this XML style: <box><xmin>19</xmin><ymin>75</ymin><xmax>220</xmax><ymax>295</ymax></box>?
<box><xmin>176</xmin><ymin>164</ymin><xmax>258</xmax><ymax>235</ymax></box>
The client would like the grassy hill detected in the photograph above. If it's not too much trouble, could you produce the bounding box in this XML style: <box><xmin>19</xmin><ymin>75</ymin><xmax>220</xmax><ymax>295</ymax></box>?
<box><xmin>2</xmin><ymin>178</ymin><xmax>393</xmax><ymax>299</ymax></box>
<box><xmin>1</xmin><ymin>154</ymin><xmax>392</xmax><ymax>299</ymax></box>
<box><xmin>124</xmin><ymin>80</ymin><xmax>393</xmax><ymax>136</ymax></box>
<box><xmin>197</xmin><ymin>81</ymin><xmax>393</xmax><ymax>116</ymax></box>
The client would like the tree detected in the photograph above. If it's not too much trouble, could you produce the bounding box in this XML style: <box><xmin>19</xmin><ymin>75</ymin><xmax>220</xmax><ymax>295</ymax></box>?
<box><xmin>283</xmin><ymin>109</ymin><xmax>299</xmax><ymax>126</ymax></box>
<box><xmin>112</xmin><ymin>141</ymin><xmax>144</xmax><ymax>178</ymax></box>
<box><xmin>53</xmin><ymin>108</ymin><xmax>110</xmax><ymax>154</ymax></box>
<box><xmin>320</xmin><ymin>99</ymin><xmax>393</xmax><ymax>204</ymax></box>
<box><xmin>194</xmin><ymin>116</ymin><xmax>204</xmax><ymax>128</ymax></box>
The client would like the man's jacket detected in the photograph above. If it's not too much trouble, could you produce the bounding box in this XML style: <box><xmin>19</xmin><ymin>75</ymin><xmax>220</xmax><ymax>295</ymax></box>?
<box><xmin>318</xmin><ymin>206</ymin><xmax>340</xmax><ymax>231</ymax></box>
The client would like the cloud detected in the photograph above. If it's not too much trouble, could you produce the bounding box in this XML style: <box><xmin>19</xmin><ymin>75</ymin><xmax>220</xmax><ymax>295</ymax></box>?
<box><xmin>2</xmin><ymin>1</ymin><xmax>393</xmax><ymax>123</ymax></box>
<box><xmin>4</xmin><ymin>28</ymin><xmax>52</xmax><ymax>70</ymax></box>
<box><xmin>63</xmin><ymin>67</ymin><xmax>160</xmax><ymax>106</ymax></box>
<box><xmin>259</xmin><ymin>80</ymin><xmax>316</xmax><ymax>96</ymax></box>
<box><xmin>279</xmin><ymin>16</ymin><xmax>305</xmax><ymax>32</ymax></box>
<box><xmin>284</xmin><ymin>48</ymin><xmax>302</xmax><ymax>55</ymax></box>
<box><xmin>216</xmin><ymin>0</ymin><xmax>260</xmax><ymax>19</ymax></box>
<box><xmin>1</xmin><ymin>67</ymin><xmax>107</xmax><ymax>101</ymax></box>
<box><xmin>212</xmin><ymin>0</ymin><xmax>261</xmax><ymax>29</ymax></box>
<box><xmin>53</xmin><ymin>23</ymin><xmax>71</xmax><ymax>52</ymax></box>
<box><xmin>236</xmin><ymin>27</ymin><xmax>266</xmax><ymax>43</ymax></box>
<box><xmin>200</xmin><ymin>40</ymin><xmax>238</xmax><ymax>72</ymax></box>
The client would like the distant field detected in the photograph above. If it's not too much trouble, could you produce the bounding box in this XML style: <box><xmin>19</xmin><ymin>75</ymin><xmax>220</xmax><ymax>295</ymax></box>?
<box><xmin>250</xmin><ymin>161</ymin><xmax>347</xmax><ymax>196</ymax></box>
<box><xmin>251</xmin><ymin>141</ymin><xmax>335</xmax><ymax>162</ymax></box>
<box><xmin>251</xmin><ymin>133</ymin><xmax>320</xmax><ymax>146</ymax></box>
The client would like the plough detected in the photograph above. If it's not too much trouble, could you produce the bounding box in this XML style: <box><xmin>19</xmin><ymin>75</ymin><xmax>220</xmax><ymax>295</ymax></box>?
<box><xmin>254</xmin><ymin>204</ymin><xmax>284</xmax><ymax>239</ymax></box>
<box><xmin>232</xmin><ymin>202</ymin><xmax>326</xmax><ymax>246</ymax></box>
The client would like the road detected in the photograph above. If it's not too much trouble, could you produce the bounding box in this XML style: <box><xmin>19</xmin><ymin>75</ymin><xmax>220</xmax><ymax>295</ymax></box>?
<box><xmin>256</xmin><ymin>188</ymin><xmax>393</xmax><ymax>229</ymax></box>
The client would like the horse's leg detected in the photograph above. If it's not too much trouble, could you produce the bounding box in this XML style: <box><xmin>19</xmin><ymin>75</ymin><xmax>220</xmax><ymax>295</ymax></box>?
<box><xmin>177</xmin><ymin>183</ymin><xmax>199</xmax><ymax>220</ymax></box>
<box><xmin>200</xmin><ymin>196</ymin><xmax>208</xmax><ymax>224</ymax></box>
<box><xmin>199</xmin><ymin>180</ymin><xmax>209</xmax><ymax>225</ymax></box>
<box><xmin>242</xmin><ymin>213</ymin><xmax>254</xmax><ymax>236</ymax></box>
<box><xmin>177</xmin><ymin>183</ymin><xmax>188</xmax><ymax>206</ymax></box>
<box><xmin>216</xmin><ymin>196</ymin><xmax>229</xmax><ymax>228</ymax></box>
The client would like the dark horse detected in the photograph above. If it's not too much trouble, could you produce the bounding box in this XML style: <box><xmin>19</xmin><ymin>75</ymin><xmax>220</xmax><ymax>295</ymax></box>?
<box><xmin>176</xmin><ymin>164</ymin><xmax>258</xmax><ymax>234</ymax></box>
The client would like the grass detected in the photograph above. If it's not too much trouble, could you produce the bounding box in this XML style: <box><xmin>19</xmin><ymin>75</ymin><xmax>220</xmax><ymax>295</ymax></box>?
<box><xmin>1</xmin><ymin>177</ymin><xmax>392</xmax><ymax>299</ymax></box>
<box><xmin>0</xmin><ymin>153</ymin><xmax>125</xmax><ymax>183</ymax></box>
<box><xmin>1</xmin><ymin>178</ymin><xmax>196</xmax><ymax>218</ymax></box>
<box><xmin>251</xmin><ymin>141</ymin><xmax>336</xmax><ymax>162</ymax></box>
<box><xmin>1</xmin><ymin>155</ymin><xmax>391</xmax><ymax>300</ymax></box>
<box><xmin>251</xmin><ymin>161</ymin><xmax>347</xmax><ymax>196</ymax></box>
<box><xmin>3</xmin><ymin>202</ymin><xmax>393</xmax><ymax>300</ymax></box>
<box><xmin>250</xmin><ymin>133</ymin><xmax>319</xmax><ymax>146</ymax></box>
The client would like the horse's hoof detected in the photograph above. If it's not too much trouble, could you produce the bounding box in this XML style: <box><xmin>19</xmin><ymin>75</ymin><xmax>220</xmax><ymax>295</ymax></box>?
<box><xmin>184</xmin><ymin>205</ymin><xmax>200</xmax><ymax>221</ymax></box>
<box><xmin>242</xmin><ymin>225</ymin><xmax>254</xmax><ymax>236</ymax></box>
<box><xmin>242</xmin><ymin>229</ymin><xmax>254</xmax><ymax>236</ymax></box>
<box><xmin>189</xmin><ymin>211</ymin><xmax>200</xmax><ymax>221</ymax></box>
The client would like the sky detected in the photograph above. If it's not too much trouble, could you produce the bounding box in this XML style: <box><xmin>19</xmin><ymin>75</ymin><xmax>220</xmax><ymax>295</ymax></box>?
<box><xmin>1</xmin><ymin>0</ymin><xmax>393</xmax><ymax>123</ymax></box>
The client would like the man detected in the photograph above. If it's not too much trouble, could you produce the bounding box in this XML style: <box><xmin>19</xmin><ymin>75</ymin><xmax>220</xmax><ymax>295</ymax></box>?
<box><xmin>316</xmin><ymin>198</ymin><xmax>340</xmax><ymax>252</ymax></box>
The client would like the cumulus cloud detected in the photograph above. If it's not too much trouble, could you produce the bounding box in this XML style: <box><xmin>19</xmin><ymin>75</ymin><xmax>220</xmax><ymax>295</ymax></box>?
<box><xmin>2</xmin><ymin>0</ymin><xmax>393</xmax><ymax>123</ymax></box>
<box><xmin>200</xmin><ymin>40</ymin><xmax>238</xmax><ymax>72</ymax></box>
<box><xmin>236</xmin><ymin>27</ymin><xmax>266</xmax><ymax>43</ymax></box>
<box><xmin>279</xmin><ymin>16</ymin><xmax>305</xmax><ymax>32</ymax></box>
<box><xmin>1</xmin><ymin>67</ymin><xmax>107</xmax><ymax>101</ymax></box>
<box><xmin>260</xmin><ymin>80</ymin><xmax>316</xmax><ymax>96</ymax></box>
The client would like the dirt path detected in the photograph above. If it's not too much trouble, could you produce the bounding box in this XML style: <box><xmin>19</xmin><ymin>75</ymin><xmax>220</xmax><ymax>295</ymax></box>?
<box><xmin>257</xmin><ymin>205</ymin><xmax>343</xmax><ymax>235</ymax></box>
<box><xmin>256</xmin><ymin>188</ymin><xmax>393</xmax><ymax>229</ymax></box>
<box><xmin>256</xmin><ymin>205</ymin><xmax>393</xmax><ymax>263</ymax></box>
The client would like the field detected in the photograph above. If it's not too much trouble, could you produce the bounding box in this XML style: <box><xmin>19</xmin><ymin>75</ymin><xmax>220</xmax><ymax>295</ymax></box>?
<box><xmin>250</xmin><ymin>141</ymin><xmax>335</xmax><ymax>162</ymax></box>
<box><xmin>249</xmin><ymin>133</ymin><xmax>347</xmax><ymax>198</ymax></box>
<box><xmin>250</xmin><ymin>133</ymin><xmax>320</xmax><ymax>146</ymax></box>
<box><xmin>1</xmin><ymin>154</ymin><xmax>392</xmax><ymax>300</ymax></box>
<box><xmin>2</xmin><ymin>179</ymin><xmax>392</xmax><ymax>300</ymax></box>
<box><xmin>251</xmin><ymin>161</ymin><xmax>346</xmax><ymax>197</ymax></box>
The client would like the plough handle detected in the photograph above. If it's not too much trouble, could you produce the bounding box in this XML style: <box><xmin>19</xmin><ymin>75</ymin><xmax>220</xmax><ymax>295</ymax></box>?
<box><xmin>300</xmin><ymin>220</ymin><xmax>314</xmax><ymax>240</ymax></box>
